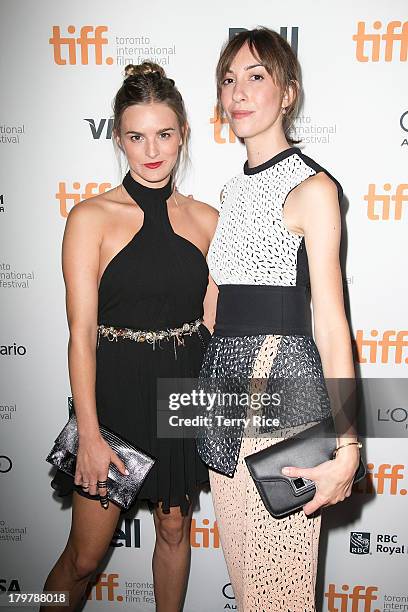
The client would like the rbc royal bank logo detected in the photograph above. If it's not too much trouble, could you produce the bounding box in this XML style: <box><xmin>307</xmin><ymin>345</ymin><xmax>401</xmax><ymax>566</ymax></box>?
<box><xmin>49</xmin><ymin>26</ymin><xmax>113</xmax><ymax>65</ymax></box>
<box><xmin>350</xmin><ymin>532</ymin><xmax>371</xmax><ymax>555</ymax></box>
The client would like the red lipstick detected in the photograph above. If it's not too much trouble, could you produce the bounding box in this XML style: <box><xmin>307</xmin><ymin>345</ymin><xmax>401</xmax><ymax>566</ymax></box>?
<box><xmin>231</xmin><ymin>111</ymin><xmax>254</xmax><ymax>120</ymax></box>
<box><xmin>144</xmin><ymin>161</ymin><xmax>163</xmax><ymax>169</ymax></box>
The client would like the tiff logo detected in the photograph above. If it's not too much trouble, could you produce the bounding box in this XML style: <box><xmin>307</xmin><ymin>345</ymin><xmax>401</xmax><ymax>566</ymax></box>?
<box><xmin>86</xmin><ymin>573</ymin><xmax>122</xmax><ymax>602</ymax></box>
<box><xmin>364</xmin><ymin>183</ymin><xmax>408</xmax><ymax>220</ymax></box>
<box><xmin>229</xmin><ymin>27</ymin><xmax>299</xmax><ymax>56</ymax></box>
<box><xmin>85</xmin><ymin>118</ymin><xmax>113</xmax><ymax>140</ymax></box>
<box><xmin>325</xmin><ymin>584</ymin><xmax>379</xmax><ymax>611</ymax></box>
<box><xmin>56</xmin><ymin>181</ymin><xmax>111</xmax><ymax>217</ymax></box>
<box><xmin>353</xmin><ymin>463</ymin><xmax>406</xmax><ymax>496</ymax></box>
<box><xmin>190</xmin><ymin>518</ymin><xmax>220</xmax><ymax>548</ymax></box>
<box><xmin>353</xmin><ymin>21</ymin><xmax>408</xmax><ymax>62</ymax></box>
<box><xmin>0</xmin><ymin>194</ymin><xmax>4</xmax><ymax>213</ymax></box>
<box><xmin>355</xmin><ymin>330</ymin><xmax>408</xmax><ymax>364</ymax></box>
<box><xmin>209</xmin><ymin>106</ymin><xmax>236</xmax><ymax>144</ymax></box>
<box><xmin>49</xmin><ymin>26</ymin><xmax>113</xmax><ymax>65</ymax></box>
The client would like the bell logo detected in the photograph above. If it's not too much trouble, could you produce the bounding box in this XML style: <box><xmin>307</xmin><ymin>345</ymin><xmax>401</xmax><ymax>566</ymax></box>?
<box><xmin>353</xmin><ymin>21</ymin><xmax>408</xmax><ymax>62</ymax></box>
<box><xmin>190</xmin><ymin>518</ymin><xmax>220</xmax><ymax>548</ymax></box>
<box><xmin>111</xmin><ymin>518</ymin><xmax>141</xmax><ymax>548</ymax></box>
<box><xmin>210</xmin><ymin>107</ymin><xmax>236</xmax><ymax>144</ymax></box>
<box><xmin>229</xmin><ymin>27</ymin><xmax>299</xmax><ymax>56</ymax></box>
<box><xmin>49</xmin><ymin>26</ymin><xmax>113</xmax><ymax>65</ymax></box>
<box><xmin>364</xmin><ymin>183</ymin><xmax>408</xmax><ymax>220</ymax></box>
<box><xmin>325</xmin><ymin>584</ymin><xmax>380</xmax><ymax>611</ymax></box>
<box><xmin>56</xmin><ymin>181</ymin><xmax>111</xmax><ymax>218</ymax></box>
<box><xmin>355</xmin><ymin>330</ymin><xmax>408</xmax><ymax>364</ymax></box>
<box><xmin>353</xmin><ymin>463</ymin><xmax>406</xmax><ymax>496</ymax></box>
<box><xmin>86</xmin><ymin>573</ymin><xmax>123</xmax><ymax>602</ymax></box>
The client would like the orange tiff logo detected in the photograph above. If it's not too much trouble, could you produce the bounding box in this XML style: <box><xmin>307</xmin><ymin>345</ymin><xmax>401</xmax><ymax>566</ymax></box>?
<box><xmin>49</xmin><ymin>26</ymin><xmax>113</xmax><ymax>65</ymax></box>
<box><xmin>86</xmin><ymin>573</ymin><xmax>122</xmax><ymax>602</ymax></box>
<box><xmin>355</xmin><ymin>330</ymin><xmax>408</xmax><ymax>364</ymax></box>
<box><xmin>190</xmin><ymin>518</ymin><xmax>220</xmax><ymax>548</ymax></box>
<box><xmin>325</xmin><ymin>584</ymin><xmax>379</xmax><ymax>611</ymax></box>
<box><xmin>353</xmin><ymin>463</ymin><xmax>406</xmax><ymax>496</ymax></box>
<box><xmin>56</xmin><ymin>182</ymin><xmax>111</xmax><ymax>218</ymax></box>
<box><xmin>353</xmin><ymin>21</ymin><xmax>408</xmax><ymax>62</ymax></box>
<box><xmin>364</xmin><ymin>183</ymin><xmax>408</xmax><ymax>220</ymax></box>
<box><xmin>210</xmin><ymin>107</ymin><xmax>236</xmax><ymax>144</ymax></box>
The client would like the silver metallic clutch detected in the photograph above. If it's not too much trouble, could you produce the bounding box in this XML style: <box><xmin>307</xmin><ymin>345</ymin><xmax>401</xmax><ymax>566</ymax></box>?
<box><xmin>46</xmin><ymin>410</ymin><xmax>156</xmax><ymax>511</ymax></box>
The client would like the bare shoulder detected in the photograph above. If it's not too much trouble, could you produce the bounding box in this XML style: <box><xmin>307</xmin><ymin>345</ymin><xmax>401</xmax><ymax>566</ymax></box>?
<box><xmin>286</xmin><ymin>171</ymin><xmax>341</xmax><ymax>237</ymax></box>
<box><xmin>65</xmin><ymin>185</ymin><xmax>123</xmax><ymax>232</ymax></box>
<box><xmin>290</xmin><ymin>172</ymin><xmax>340</xmax><ymax>225</ymax></box>
<box><xmin>296</xmin><ymin>171</ymin><xmax>338</xmax><ymax>201</ymax></box>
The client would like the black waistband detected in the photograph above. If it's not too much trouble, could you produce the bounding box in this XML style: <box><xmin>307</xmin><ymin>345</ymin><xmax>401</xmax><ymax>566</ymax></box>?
<box><xmin>214</xmin><ymin>285</ymin><xmax>312</xmax><ymax>337</ymax></box>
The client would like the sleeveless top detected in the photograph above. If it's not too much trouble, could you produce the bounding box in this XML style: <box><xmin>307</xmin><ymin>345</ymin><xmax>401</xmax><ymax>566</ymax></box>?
<box><xmin>196</xmin><ymin>147</ymin><xmax>343</xmax><ymax>476</ymax></box>
<box><xmin>51</xmin><ymin>171</ymin><xmax>211</xmax><ymax>515</ymax></box>
<box><xmin>208</xmin><ymin>146</ymin><xmax>342</xmax><ymax>289</ymax></box>
<box><xmin>98</xmin><ymin>171</ymin><xmax>209</xmax><ymax>329</ymax></box>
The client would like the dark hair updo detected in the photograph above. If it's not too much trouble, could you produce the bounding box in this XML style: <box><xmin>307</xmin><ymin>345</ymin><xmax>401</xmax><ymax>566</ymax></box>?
<box><xmin>112</xmin><ymin>61</ymin><xmax>190</xmax><ymax>181</ymax></box>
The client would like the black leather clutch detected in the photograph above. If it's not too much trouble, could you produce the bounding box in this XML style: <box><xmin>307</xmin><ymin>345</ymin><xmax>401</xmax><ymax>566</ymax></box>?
<box><xmin>46</xmin><ymin>412</ymin><xmax>156</xmax><ymax>511</ymax></box>
<box><xmin>244</xmin><ymin>417</ymin><xmax>366</xmax><ymax>518</ymax></box>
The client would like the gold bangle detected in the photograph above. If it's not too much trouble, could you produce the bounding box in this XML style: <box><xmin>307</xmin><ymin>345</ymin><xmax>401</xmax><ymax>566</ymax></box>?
<box><xmin>332</xmin><ymin>441</ymin><xmax>362</xmax><ymax>459</ymax></box>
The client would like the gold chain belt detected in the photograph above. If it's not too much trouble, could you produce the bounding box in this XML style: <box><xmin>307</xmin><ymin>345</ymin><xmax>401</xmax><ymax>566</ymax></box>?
<box><xmin>97</xmin><ymin>318</ymin><xmax>204</xmax><ymax>358</ymax></box>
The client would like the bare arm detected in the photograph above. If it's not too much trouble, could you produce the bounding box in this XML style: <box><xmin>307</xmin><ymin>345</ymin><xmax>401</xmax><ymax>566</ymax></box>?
<box><xmin>62</xmin><ymin>200</ymin><xmax>126</xmax><ymax>499</ymax></box>
<box><xmin>281</xmin><ymin>173</ymin><xmax>360</xmax><ymax>514</ymax></box>
<box><xmin>63</xmin><ymin>201</ymin><xmax>102</xmax><ymax>440</ymax></box>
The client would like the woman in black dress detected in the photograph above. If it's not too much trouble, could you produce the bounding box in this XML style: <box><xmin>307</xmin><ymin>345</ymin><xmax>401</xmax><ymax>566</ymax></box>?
<box><xmin>41</xmin><ymin>62</ymin><xmax>218</xmax><ymax>612</ymax></box>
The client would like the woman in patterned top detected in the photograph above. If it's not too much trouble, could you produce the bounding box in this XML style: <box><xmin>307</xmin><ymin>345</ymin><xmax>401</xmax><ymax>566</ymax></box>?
<box><xmin>196</xmin><ymin>27</ymin><xmax>362</xmax><ymax>611</ymax></box>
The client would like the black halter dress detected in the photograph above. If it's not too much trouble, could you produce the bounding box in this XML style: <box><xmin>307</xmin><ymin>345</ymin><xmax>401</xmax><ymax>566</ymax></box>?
<box><xmin>51</xmin><ymin>171</ymin><xmax>211</xmax><ymax>514</ymax></box>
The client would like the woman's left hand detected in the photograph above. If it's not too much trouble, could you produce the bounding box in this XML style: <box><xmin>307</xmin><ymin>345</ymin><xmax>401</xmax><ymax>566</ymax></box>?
<box><xmin>281</xmin><ymin>446</ymin><xmax>360</xmax><ymax>515</ymax></box>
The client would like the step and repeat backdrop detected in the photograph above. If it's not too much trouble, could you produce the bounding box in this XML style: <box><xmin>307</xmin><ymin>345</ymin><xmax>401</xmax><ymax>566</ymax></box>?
<box><xmin>1</xmin><ymin>0</ymin><xmax>407</xmax><ymax>610</ymax></box>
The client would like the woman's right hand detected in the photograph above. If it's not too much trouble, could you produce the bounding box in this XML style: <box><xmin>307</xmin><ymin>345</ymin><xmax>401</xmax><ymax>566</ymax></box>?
<box><xmin>74</xmin><ymin>435</ymin><xmax>129</xmax><ymax>503</ymax></box>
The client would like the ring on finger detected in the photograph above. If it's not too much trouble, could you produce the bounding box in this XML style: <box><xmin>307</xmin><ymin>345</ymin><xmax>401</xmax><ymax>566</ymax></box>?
<box><xmin>99</xmin><ymin>493</ymin><xmax>109</xmax><ymax>509</ymax></box>
<box><xmin>97</xmin><ymin>480</ymin><xmax>108</xmax><ymax>488</ymax></box>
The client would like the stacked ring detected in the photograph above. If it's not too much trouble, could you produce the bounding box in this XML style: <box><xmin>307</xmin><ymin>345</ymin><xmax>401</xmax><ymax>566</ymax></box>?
<box><xmin>97</xmin><ymin>480</ymin><xmax>109</xmax><ymax>509</ymax></box>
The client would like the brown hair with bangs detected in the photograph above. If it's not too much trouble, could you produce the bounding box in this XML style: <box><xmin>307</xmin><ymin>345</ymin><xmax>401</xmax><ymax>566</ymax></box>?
<box><xmin>216</xmin><ymin>27</ymin><xmax>302</xmax><ymax>145</ymax></box>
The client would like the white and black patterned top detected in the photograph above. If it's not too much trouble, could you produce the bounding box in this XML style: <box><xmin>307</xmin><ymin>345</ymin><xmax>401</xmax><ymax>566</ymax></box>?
<box><xmin>196</xmin><ymin>148</ymin><xmax>343</xmax><ymax>476</ymax></box>
<box><xmin>208</xmin><ymin>147</ymin><xmax>342</xmax><ymax>289</ymax></box>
